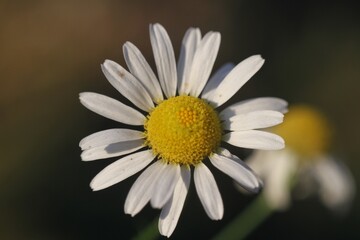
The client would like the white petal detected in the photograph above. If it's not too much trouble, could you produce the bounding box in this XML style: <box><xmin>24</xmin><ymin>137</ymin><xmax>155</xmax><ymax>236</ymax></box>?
<box><xmin>244</xmin><ymin>150</ymin><xmax>273</xmax><ymax>176</ymax></box>
<box><xmin>149</xmin><ymin>23</ymin><xmax>177</xmax><ymax>98</ymax></box>
<box><xmin>201</xmin><ymin>63</ymin><xmax>235</xmax><ymax>100</ymax></box>
<box><xmin>177</xmin><ymin>28</ymin><xmax>201</xmax><ymax>95</ymax></box>
<box><xmin>101</xmin><ymin>60</ymin><xmax>154</xmax><ymax>111</ymax></box>
<box><xmin>220</xmin><ymin>97</ymin><xmax>288</xmax><ymax>119</ymax></box>
<box><xmin>210</xmin><ymin>152</ymin><xmax>261</xmax><ymax>193</ymax></box>
<box><xmin>151</xmin><ymin>164</ymin><xmax>181</xmax><ymax>209</ymax></box>
<box><xmin>223</xmin><ymin>130</ymin><xmax>284</xmax><ymax>150</ymax></box>
<box><xmin>223</xmin><ymin>110</ymin><xmax>284</xmax><ymax>131</ymax></box>
<box><xmin>79</xmin><ymin>128</ymin><xmax>144</xmax><ymax>150</ymax></box>
<box><xmin>313</xmin><ymin>157</ymin><xmax>355</xmax><ymax>212</ymax></box>
<box><xmin>218</xmin><ymin>146</ymin><xmax>262</xmax><ymax>188</ymax></box>
<box><xmin>159</xmin><ymin>166</ymin><xmax>190</xmax><ymax>237</ymax></box>
<box><xmin>123</xmin><ymin>42</ymin><xmax>163</xmax><ymax>103</ymax></box>
<box><xmin>81</xmin><ymin>139</ymin><xmax>144</xmax><ymax>161</ymax></box>
<box><xmin>79</xmin><ymin>92</ymin><xmax>145</xmax><ymax>125</ymax></box>
<box><xmin>246</xmin><ymin>150</ymin><xmax>298</xmax><ymax>210</ymax></box>
<box><xmin>188</xmin><ymin>31</ymin><xmax>221</xmax><ymax>97</ymax></box>
<box><xmin>203</xmin><ymin>55</ymin><xmax>265</xmax><ymax>107</ymax></box>
<box><xmin>264</xmin><ymin>150</ymin><xmax>297</xmax><ymax>210</ymax></box>
<box><xmin>90</xmin><ymin>150</ymin><xmax>155</xmax><ymax>191</ymax></box>
<box><xmin>194</xmin><ymin>163</ymin><xmax>223</xmax><ymax>220</ymax></box>
<box><xmin>124</xmin><ymin>161</ymin><xmax>166</xmax><ymax>216</ymax></box>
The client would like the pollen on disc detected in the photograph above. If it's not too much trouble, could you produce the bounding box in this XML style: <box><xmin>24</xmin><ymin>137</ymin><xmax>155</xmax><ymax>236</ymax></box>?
<box><xmin>144</xmin><ymin>96</ymin><xmax>222</xmax><ymax>166</ymax></box>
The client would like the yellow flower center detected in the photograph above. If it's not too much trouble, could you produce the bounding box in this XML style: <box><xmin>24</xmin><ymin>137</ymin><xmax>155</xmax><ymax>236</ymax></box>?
<box><xmin>144</xmin><ymin>96</ymin><xmax>222</xmax><ymax>166</ymax></box>
<box><xmin>273</xmin><ymin>105</ymin><xmax>332</xmax><ymax>158</ymax></box>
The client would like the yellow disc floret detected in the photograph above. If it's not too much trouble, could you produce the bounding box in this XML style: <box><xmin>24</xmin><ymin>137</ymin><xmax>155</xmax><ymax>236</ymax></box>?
<box><xmin>272</xmin><ymin>105</ymin><xmax>332</xmax><ymax>158</ymax></box>
<box><xmin>144</xmin><ymin>95</ymin><xmax>222</xmax><ymax>166</ymax></box>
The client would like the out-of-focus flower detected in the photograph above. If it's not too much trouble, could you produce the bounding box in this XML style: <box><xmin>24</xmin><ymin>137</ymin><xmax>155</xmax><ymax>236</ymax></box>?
<box><xmin>79</xmin><ymin>23</ymin><xmax>287</xmax><ymax>237</ymax></box>
<box><xmin>243</xmin><ymin>105</ymin><xmax>355</xmax><ymax>213</ymax></box>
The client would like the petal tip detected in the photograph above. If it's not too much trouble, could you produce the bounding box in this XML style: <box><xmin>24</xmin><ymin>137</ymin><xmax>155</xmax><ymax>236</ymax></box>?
<box><xmin>90</xmin><ymin>184</ymin><xmax>99</xmax><ymax>191</ymax></box>
<box><xmin>212</xmin><ymin>213</ymin><xmax>223</xmax><ymax>221</ymax></box>
<box><xmin>80</xmin><ymin>152</ymin><xmax>87</xmax><ymax>161</ymax></box>
<box><xmin>124</xmin><ymin>208</ymin><xmax>135</xmax><ymax>217</ymax></box>
<box><xmin>150</xmin><ymin>200</ymin><xmax>163</xmax><ymax>209</ymax></box>
<box><xmin>254</xmin><ymin>54</ymin><xmax>264</xmax><ymax>60</ymax></box>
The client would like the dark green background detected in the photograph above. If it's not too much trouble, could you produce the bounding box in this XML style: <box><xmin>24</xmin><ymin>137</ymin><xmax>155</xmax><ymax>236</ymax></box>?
<box><xmin>1</xmin><ymin>0</ymin><xmax>359</xmax><ymax>239</ymax></box>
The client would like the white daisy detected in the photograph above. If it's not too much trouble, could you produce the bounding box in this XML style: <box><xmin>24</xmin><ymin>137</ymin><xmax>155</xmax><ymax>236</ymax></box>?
<box><xmin>243</xmin><ymin>105</ymin><xmax>355</xmax><ymax>213</ymax></box>
<box><xmin>79</xmin><ymin>23</ymin><xmax>286</xmax><ymax>237</ymax></box>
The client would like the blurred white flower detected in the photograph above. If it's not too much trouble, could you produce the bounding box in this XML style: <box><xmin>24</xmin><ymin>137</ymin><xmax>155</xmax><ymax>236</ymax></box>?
<box><xmin>243</xmin><ymin>105</ymin><xmax>355</xmax><ymax>213</ymax></box>
<box><xmin>79</xmin><ymin>23</ymin><xmax>286</xmax><ymax>237</ymax></box>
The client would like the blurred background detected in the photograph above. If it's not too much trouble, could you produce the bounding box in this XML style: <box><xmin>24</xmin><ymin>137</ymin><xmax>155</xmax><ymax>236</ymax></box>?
<box><xmin>1</xmin><ymin>0</ymin><xmax>359</xmax><ymax>239</ymax></box>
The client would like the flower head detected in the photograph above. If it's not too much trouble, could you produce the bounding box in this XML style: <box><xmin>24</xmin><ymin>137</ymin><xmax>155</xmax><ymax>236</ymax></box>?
<box><xmin>245</xmin><ymin>105</ymin><xmax>355</xmax><ymax>213</ymax></box>
<box><xmin>79</xmin><ymin>23</ymin><xmax>286</xmax><ymax>237</ymax></box>
<box><xmin>273</xmin><ymin>105</ymin><xmax>332</xmax><ymax>159</ymax></box>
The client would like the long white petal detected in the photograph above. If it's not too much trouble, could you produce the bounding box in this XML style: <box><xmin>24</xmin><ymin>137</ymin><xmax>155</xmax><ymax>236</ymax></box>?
<box><xmin>159</xmin><ymin>166</ymin><xmax>191</xmax><ymax>237</ymax></box>
<box><xmin>220</xmin><ymin>97</ymin><xmax>288</xmax><ymax>119</ymax></box>
<box><xmin>223</xmin><ymin>110</ymin><xmax>284</xmax><ymax>131</ymax></box>
<box><xmin>151</xmin><ymin>164</ymin><xmax>181</xmax><ymax>209</ymax></box>
<box><xmin>79</xmin><ymin>92</ymin><xmax>145</xmax><ymax>125</ymax></box>
<box><xmin>177</xmin><ymin>28</ymin><xmax>201</xmax><ymax>95</ymax></box>
<box><xmin>194</xmin><ymin>163</ymin><xmax>223</xmax><ymax>220</ymax></box>
<box><xmin>79</xmin><ymin>129</ymin><xmax>144</xmax><ymax>150</ymax></box>
<box><xmin>201</xmin><ymin>63</ymin><xmax>235</xmax><ymax>100</ymax></box>
<box><xmin>203</xmin><ymin>55</ymin><xmax>265</xmax><ymax>107</ymax></box>
<box><xmin>313</xmin><ymin>157</ymin><xmax>355</xmax><ymax>212</ymax></box>
<box><xmin>188</xmin><ymin>31</ymin><xmax>221</xmax><ymax>97</ymax></box>
<box><xmin>244</xmin><ymin>150</ymin><xmax>273</xmax><ymax>176</ymax></box>
<box><xmin>263</xmin><ymin>150</ymin><xmax>297</xmax><ymax>210</ymax></box>
<box><xmin>150</xmin><ymin>23</ymin><xmax>177</xmax><ymax>98</ymax></box>
<box><xmin>123</xmin><ymin>42</ymin><xmax>163</xmax><ymax>103</ymax></box>
<box><xmin>124</xmin><ymin>161</ymin><xmax>166</xmax><ymax>216</ymax></box>
<box><xmin>223</xmin><ymin>130</ymin><xmax>284</xmax><ymax>150</ymax></box>
<box><xmin>210</xmin><ymin>152</ymin><xmax>261</xmax><ymax>193</ymax></box>
<box><xmin>81</xmin><ymin>139</ymin><xmax>144</xmax><ymax>161</ymax></box>
<box><xmin>90</xmin><ymin>150</ymin><xmax>155</xmax><ymax>191</ymax></box>
<box><xmin>101</xmin><ymin>60</ymin><xmax>154</xmax><ymax>111</ymax></box>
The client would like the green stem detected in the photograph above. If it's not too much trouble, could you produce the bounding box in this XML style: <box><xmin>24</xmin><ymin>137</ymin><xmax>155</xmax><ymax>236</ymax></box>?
<box><xmin>213</xmin><ymin>194</ymin><xmax>273</xmax><ymax>240</ymax></box>
<box><xmin>132</xmin><ymin>217</ymin><xmax>159</xmax><ymax>240</ymax></box>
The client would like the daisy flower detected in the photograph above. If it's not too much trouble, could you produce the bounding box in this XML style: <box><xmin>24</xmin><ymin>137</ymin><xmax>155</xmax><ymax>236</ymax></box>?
<box><xmin>79</xmin><ymin>23</ymin><xmax>286</xmax><ymax>237</ymax></box>
<box><xmin>243</xmin><ymin>105</ymin><xmax>355</xmax><ymax>212</ymax></box>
